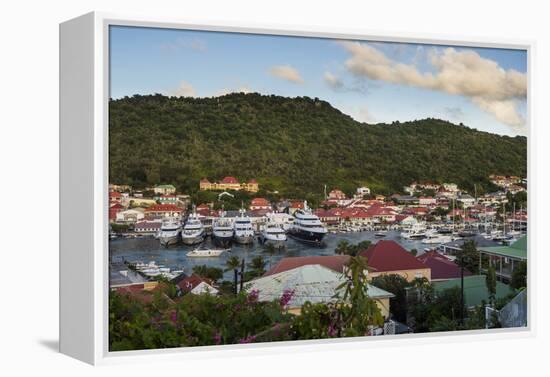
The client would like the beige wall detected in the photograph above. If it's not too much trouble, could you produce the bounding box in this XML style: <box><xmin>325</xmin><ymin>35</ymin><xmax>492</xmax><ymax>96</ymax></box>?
<box><xmin>368</xmin><ymin>268</ymin><xmax>431</xmax><ymax>282</ymax></box>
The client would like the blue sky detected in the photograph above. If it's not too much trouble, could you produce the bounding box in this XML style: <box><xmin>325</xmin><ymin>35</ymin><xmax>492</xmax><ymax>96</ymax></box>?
<box><xmin>110</xmin><ymin>26</ymin><xmax>527</xmax><ymax>136</ymax></box>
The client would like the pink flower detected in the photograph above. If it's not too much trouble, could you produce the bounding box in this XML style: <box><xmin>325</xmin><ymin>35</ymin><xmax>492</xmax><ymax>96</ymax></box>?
<box><xmin>213</xmin><ymin>331</ymin><xmax>222</xmax><ymax>345</ymax></box>
<box><xmin>247</xmin><ymin>289</ymin><xmax>260</xmax><ymax>303</ymax></box>
<box><xmin>169</xmin><ymin>310</ymin><xmax>177</xmax><ymax>324</ymax></box>
<box><xmin>279</xmin><ymin>289</ymin><xmax>295</xmax><ymax>307</ymax></box>
<box><xmin>238</xmin><ymin>335</ymin><xmax>257</xmax><ymax>344</ymax></box>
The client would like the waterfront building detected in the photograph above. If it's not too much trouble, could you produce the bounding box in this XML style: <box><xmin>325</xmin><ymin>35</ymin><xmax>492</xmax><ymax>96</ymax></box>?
<box><xmin>115</xmin><ymin>208</ymin><xmax>145</xmax><ymax>223</ymax></box>
<box><xmin>109</xmin><ymin>184</ymin><xmax>132</xmax><ymax>193</ymax></box>
<box><xmin>457</xmin><ymin>194</ymin><xmax>476</xmax><ymax>207</ymax></box>
<box><xmin>144</xmin><ymin>204</ymin><xmax>183</xmax><ymax>219</ymax></box>
<box><xmin>134</xmin><ymin>220</ymin><xmax>163</xmax><ymax>234</ymax></box>
<box><xmin>249</xmin><ymin>197</ymin><xmax>272</xmax><ymax>211</ymax></box>
<box><xmin>358</xmin><ymin>240</ymin><xmax>431</xmax><ymax>282</ymax></box>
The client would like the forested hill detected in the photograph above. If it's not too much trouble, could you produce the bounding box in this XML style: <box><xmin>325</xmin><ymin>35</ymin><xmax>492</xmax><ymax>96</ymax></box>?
<box><xmin>109</xmin><ymin>93</ymin><xmax>527</xmax><ymax>198</ymax></box>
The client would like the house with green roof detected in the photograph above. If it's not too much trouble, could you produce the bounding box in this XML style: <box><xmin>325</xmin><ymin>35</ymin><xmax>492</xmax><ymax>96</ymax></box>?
<box><xmin>478</xmin><ymin>236</ymin><xmax>527</xmax><ymax>282</ymax></box>
<box><xmin>433</xmin><ymin>275</ymin><xmax>514</xmax><ymax>308</ymax></box>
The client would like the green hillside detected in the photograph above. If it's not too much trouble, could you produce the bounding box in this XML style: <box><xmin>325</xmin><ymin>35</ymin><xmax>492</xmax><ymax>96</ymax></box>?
<box><xmin>109</xmin><ymin>93</ymin><xmax>527</xmax><ymax>199</ymax></box>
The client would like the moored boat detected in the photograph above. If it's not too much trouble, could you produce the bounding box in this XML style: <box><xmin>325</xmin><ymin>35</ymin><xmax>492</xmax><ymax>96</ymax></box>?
<box><xmin>288</xmin><ymin>201</ymin><xmax>327</xmax><ymax>244</ymax></box>
<box><xmin>159</xmin><ymin>217</ymin><xmax>182</xmax><ymax>247</ymax></box>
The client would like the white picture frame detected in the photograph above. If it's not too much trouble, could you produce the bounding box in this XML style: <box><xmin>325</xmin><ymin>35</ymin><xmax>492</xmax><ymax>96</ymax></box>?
<box><xmin>59</xmin><ymin>11</ymin><xmax>534</xmax><ymax>365</ymax></box>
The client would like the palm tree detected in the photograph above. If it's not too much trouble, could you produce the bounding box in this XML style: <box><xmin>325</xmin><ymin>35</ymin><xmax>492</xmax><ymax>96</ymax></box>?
<box><xmin>264</xmin><ymin>243</ymin><xmax>277</xmax><ymax>269</ymax></box>
<box><xmin>225</xmin><ymin>256</ymin><xmax>241</xmax><ymax>295</ymax></box>
<box><xmin>248</xmin><ymin>256</ymin><xmax>267</xmax><ymax>276</ymax></box>
<box><xmin>335</xmin><ymin>240</ymin><xmax>350</xmax><ymax>255</ymax></box>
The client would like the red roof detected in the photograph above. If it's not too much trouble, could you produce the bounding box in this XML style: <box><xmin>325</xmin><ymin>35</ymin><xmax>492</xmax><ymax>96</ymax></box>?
<box><xmin>110</xmin><ymin>203</ymin><xmax>124</xmax><ymax>209</ymax></box>
<box><xmin>251</xmin><ymin>197</ymin><xmax>270</xmax><ymax>206</ymax></box>
<box><xmin>417</xmin><ymin>251</ymin><xmax>471</xmax><ymax>280</ymax></box>
<box><xmin>200</xmin><ymin>178</ymin><xmax>211</xmax><ymax>183</ymax></box>
<box><xmin>290</xmin><ymin>201</ymin><xmax>304</xmax><ymax>209</ymax></box>
<box><xmin>109</xmin><ymin>191</ymin><xmax>122</xmax><ymax>198</ymax></box>
<box><xmin>145</xmin><ymin>204</ymin><xmax>182</xmax><ymax>212</ymax></box>
<box><xmin>358</xmin><ymin>240</ymin><xmax>427</xmax><ymax>272</ymax></box>
<box><xmin>264</xmin><ymin>255</ymin><xmax>351</xmax><ymax>276</ymax></box>
<box><xmin>221</xmin><ymin>176</ymin><xmax>239</xmax><ymax>184</ymax></box>
<box><xmin>177</xmin><ymin>274</ymin><xmax>214</xmax><ymax>293</ymax></box>
<box><xmin>248</xmin><ymin>179</ymin><xmax>258</xmax><ymax>184</ymax></box>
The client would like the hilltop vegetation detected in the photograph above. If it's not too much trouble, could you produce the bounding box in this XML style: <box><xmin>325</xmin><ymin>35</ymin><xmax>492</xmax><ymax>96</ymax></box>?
<box><xmin>109</xmin><ymin>93</ymin><xmax>527</xmax><ymax>201</ymax></box>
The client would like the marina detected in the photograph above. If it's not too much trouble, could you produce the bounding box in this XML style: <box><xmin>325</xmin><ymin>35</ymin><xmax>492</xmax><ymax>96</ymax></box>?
<box><xmin>110</xmin><ymin>229</ymin><xmax>432</xmax><ymax>281</ymax></box>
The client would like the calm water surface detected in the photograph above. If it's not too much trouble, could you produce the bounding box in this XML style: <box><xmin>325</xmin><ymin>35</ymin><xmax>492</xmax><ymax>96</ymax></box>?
<box><xmin>109</xmin><ymin>230</ymin><xmax>428</xmax><ymax>280</ymax></box>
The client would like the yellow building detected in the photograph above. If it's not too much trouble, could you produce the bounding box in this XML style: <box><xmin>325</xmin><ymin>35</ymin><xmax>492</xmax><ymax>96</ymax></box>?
<box><xmin>359</xmin><ymin>240</ymin><xmax>432</xmax><ymax>282</ymax></box>
<box><xmin>200</xmin><ymin>176</ymin><xmax>259</xmax><ymax>192</ymax></box>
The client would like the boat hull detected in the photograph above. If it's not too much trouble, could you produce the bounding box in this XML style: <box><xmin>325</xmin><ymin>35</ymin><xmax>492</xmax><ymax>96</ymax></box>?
<box><xmin>212</xmin><ymin>233</ymin><xmax>233</xmax><ymax>247</ymax></box>
<box><xmin>181</xmin><ymin>234</ymin><xmax>205</xmax><ymax>245</ymax></box>
<box><xmin>288</xmin><ymin>229</ymin><xmax>325</xmax><ymax>244</ymax></box>
<box><xmin>234</xmin><ymin>234</ymin><xmax>254</xmax><ymax>244</ymax></box>
<box><xmin>160</xmin><ymin>234</ymin><xmax>180</xmax><ymax>247</ymax></box>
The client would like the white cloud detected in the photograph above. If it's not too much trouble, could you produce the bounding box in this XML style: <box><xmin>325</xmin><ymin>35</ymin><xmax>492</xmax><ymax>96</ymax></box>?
<box><xmin>338</xmin><ymin>41</ymin><xmax>527</xmax><ymax>131</ymax></box>
<box><xmin>324</xmin><ymin>71</ymin><xmax>343</xmax><ymax>89</ymax></box>
<box><xmin>269</xmin><ymin>65</ymin><xmax>304</xmax><ymax>84</ymax></box>
<box><xmin>171</xmin><ymin>81</ymin><xmax>197</xmax><ymax>97</ymax></box>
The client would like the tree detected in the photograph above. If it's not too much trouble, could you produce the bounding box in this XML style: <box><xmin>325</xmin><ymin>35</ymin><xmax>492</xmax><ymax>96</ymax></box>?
<box><xmin>247</xmin><ymin>256</ymin><xmax>267</xmax><ymax>279</ymax></box>
<box><xmin>225</xmin><ymin>256</ymin><xmax>241</xmax><ymax>295</ymax></box>
<box><xmin>335</xmin><ymin>240</ymin><xmax>350</xmax><ymax>255</ymax></box>
<box><xmin>192</xmin><ymin>265</ymin><xmax>223</xmax><ymax>282</ymax></box>
<box><xmin>456</xmin><ymin>240</ymin><xmax>479</xmax><ymax>274</ymax></box>
<box><xmin>486</xmin><ymin>266</ymin><xmax>497</xmax><ymax>305</ymax></box>
<box><xmin>410</xmin><ymin>248</ymin><xmax>418</xmax><ymax>257</ymax></box>
<box><xmin>510</xmin><ymin>261</ymin><xmax>527</xmax><ymax>290</ymax></box>
<box><xmin>371</xmin><ymin>274</ymin><xmax>410</xmax><ymax>323</ymax></box>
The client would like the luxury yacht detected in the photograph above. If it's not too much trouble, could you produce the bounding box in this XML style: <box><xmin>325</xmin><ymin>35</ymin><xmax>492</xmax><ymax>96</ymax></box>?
<box><xmin>288</xmin><ymin>201</ymin><xmax>327</xmax><ymax>244</ymax></box>
<box><xmin>212</xmin><ymin>210</ymin><xmax>234</xmax><ymax>247</ymax></box>
<box><xmin>159</xmin><ymin>217</ymin><xmax>182</xmax><ymax>247</ymax></box>
<box><xmin>260</xmin><ymin>223</ymin><xmax>287</xmax><ymax>246</ymax></box>
<box><xmin>233</xmin><ymin>209</ymin><xmax>254</xmax><ymax>244</ymax></box>
<box><xmin>181</xmin><ymin>209</ymin><xmax>206</xmax><ymax>245</ymax></box>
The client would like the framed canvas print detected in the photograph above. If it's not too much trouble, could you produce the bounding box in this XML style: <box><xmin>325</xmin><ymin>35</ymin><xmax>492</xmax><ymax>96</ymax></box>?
<box><xmin>60</xmin><ymin>12</ymin><xmax>532</xmax><ymax>365</ymax></box>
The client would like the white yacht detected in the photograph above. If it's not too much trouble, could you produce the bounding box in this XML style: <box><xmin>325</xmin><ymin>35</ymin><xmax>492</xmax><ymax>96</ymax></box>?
<box><xmin>260</xmin><ymin>223</ymin><xmax>287</xmax><ymax>245</ymax></box>
<box><xmin>288</xmin><ymin>201</ymin><xmax>327</xmax><ymax>244</ymax></box>
<box><xmin>233</xmin><ymin>209</ymin><xmax>254</xmax><ymax>244</ymax></box>
<box><xmin>212</xmin><ymin>210</ymin><xmax>234</xmax><ymax>247</ymax></box>
<box><xmin>181</xmin><ymin>209</ymin><xmax>206</xmax><ymax>245</ymax></box>
<box><xmin>264</xmin><ymin>212</ymin><xmax>295</xmax><ymax>231</ymax></box>
<box><xmin>421</xmin><ymin>233</ymin><xmax>452</xmax><ymax>244</ymax></box>
<box><xmin>400</xmin><ymin>223</ymin><xmax>428</xmax><ymax>239</ymax></box>
<box><xmin>186</xmin><ymin>247</ymin><xmax>228</xmax><ymax>258</ymax></box>
<box><xmin>159</xmin><ymin>217</ymin><xmax>182</xmax><ymax>247</ymax></box>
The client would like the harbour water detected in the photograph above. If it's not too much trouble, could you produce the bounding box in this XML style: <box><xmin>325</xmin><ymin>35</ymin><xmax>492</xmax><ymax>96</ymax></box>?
<box><xmin>110</xmin><ymin>230</ymin><xmax>428</xmax><ymax>280</ymax></box>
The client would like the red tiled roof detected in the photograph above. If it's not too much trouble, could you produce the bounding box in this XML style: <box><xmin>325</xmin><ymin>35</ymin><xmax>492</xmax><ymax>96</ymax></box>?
<box><xmin>290</xmin><ymin>201</ymin><xmax>304</xmax><ymax>209</ymax></box>
<box><xmin>263</xmin><ymin>255</ymin><xmax>351</xmax><ymax>276</ymax></box>
<box><xmin>248</xmin><ymin>179</ymin><xmax>258</xmax><ymax>184</ymax></box>
<box><xmin>221</xmin><ymin>176</ymin><xmax>239</xmax><ymax>184</ymax></box>
<box><xmin>145</xmin><ymin>204</ymin><xmax>183</xmax><ymax>212</ymax></box>
<box><xmin>109</xmin><ymin>191</ymin><xmax>122</xmax><ymax>197</ymax></box>
<box><xmin>251</xmin><ymin>197</ymin><xmax>270</xmax><ymax>206</ymax></box>
<box><xmin>358</xmin><ymin>240</ymin><xmax>427</xmax><ymax>272</ymax></box>
<box><xmin>177</xmin><ymin>274</ymin><xmax>214</xmax><ymax>293</ymax></box>
<box><xmin>110</xmin><ymin>203</ymin><xmax>124</xmax><ymax>209</ymax></box>
<box><xmin>416</xmin><ymin>251</ymin><xmax>471</xmax><ymax>280</ymax></box>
